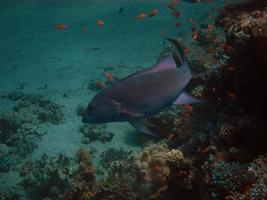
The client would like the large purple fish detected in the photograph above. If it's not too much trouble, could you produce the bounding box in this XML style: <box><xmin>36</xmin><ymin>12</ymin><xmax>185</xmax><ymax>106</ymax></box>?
<box><xmin>82</xmin><ymin>39</ymin><xmax>201</xmax><ymax>135</ymax></box>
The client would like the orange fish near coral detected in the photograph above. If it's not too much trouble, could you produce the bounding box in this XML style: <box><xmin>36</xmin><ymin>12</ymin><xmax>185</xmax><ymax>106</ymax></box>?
<box><xmin>183</xmin><ymin>48</ymin><xmax>190</xmax><ymax>56</ymax></box>
<box><xmin>149</xmin><ymin>9</ymin><xmax>158</xmax><ymax>17</ymax></box>
<box><xmin>167</xmin><ymin>3</ymin><xmax>176</xmax><ymax>11</ymax></box>
<box><xmin>192</xmin><ymin>29</ymin><xmax>199</xmax><ymax>41</ymax></box>
<box><xmin>227</xmin><ymin>91</ymin><xmax>236</xmax><ymax>99</ymax></box>
<box><xmin>96</xmin><ymin>19</ymin><xmax>105</xmax><ymax>27</ymax></box>
<box><xmin>56</xmin><ymin>23</ymin><xmax>68</xmax><ymax>30</ymax></box>
<box><xmin>137</xmin><ymin>12</ymin><xmax>147</xmax><ymax>19</ymax></box>
<box><xmin>184</xmin><ymin>104</ymin><xmax>193</xmax><ymax>112</ymax></box>
<box><xmin>104</xmin><ymin>72</ymin><xmax>113</xmax><ymax>82</ymax></box>
<box><xmin>95</xmin><ymin>80</ymin><xmax>105</xmax><ymax>89</ymax></box>
<box><xmin>175</xmin><ymin>22</ymin><xmax>181</xmax><ymax>27</ymax></box>
<box><xmin>207</xmin><ymin>24</ymin><xmax>213</xmax><ymax>33</ymax></box>
<box><xmin>172</xmin><ymin>10</ymin><xmax>180</xmax><ymax>18</ymax></box>
<box><xmin>168</xmin><ymin>0</ymin><xmax>180</xmax><ymax>10</ymax></box>
<box><xmin>167</xmin><ymin>132</ymin><xmax>175</xmax><ymax>141</ymax></box>
<box><xmin>188</xmin><ymin>18</ymin><xmax>198</xmax><ymax>25</ymax></box>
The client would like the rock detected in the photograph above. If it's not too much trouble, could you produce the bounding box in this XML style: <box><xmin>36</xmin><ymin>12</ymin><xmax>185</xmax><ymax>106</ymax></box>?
<box><xmin>0</xmin><ymin>143</ymin><xmax>9</xmax><ymax>156</ymax></box>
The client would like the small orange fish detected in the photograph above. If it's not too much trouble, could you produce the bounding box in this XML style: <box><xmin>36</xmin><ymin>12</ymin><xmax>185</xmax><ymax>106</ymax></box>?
<box><xmin>96</xmin><ymin>19</ymin><xmax>105</xmax><ymax>27</ymax></box>
<box><xmin>220</xmin><ymin>43</ymin><xmax>234</xmax><ymax>51</ymax></box>
<box><xmin>228</xmin><ymin>65</ymin><xmax>236</xmax><ymax>71</ymax></box>
<box><xmin>137</xmin><ymin>12</ymin><xmax>147</xmax><ymax>19</ymax></box>
<box><xmin>212</xmin><ymin>56</ymin><xmax>218</xmax><ymax>64</ymax></box>
<box><xmin>95</xmin><ymin>80</ymin><xmax>105</xmax><ymax>89</ymax></box>
<box><xmin>172</xmin><ymin>10</ymin><xmax>180</xmax><ymax>18</ymax></box>
<box><xmin>183</xmin><ymin>48</ymin><xmax>190</xmax><ymax>56</ymax></box>
<box><xmin>188</xmin><ymin>18</ymin><xmax>198</xmax><ymax>25</ymax></box>
<box><xmin>104</xmin><ymin>72</ymin><xmax>113</xmax><ymax>82</ymax></box>
<box><xmin>56</xmin><ymin>23</ymin><xmax>68</xmax><ymax>30</ymax></box>
<box><xmin>167</xmin><ymin>3</ymin><xmax>176</xmax><ymax>11</ymax></box>
<box><xmin>167</xmin><ymin>132</ymin><xmax>175</xmax><ymax>141</ymax></box>
<box><xmin>200</xmin><ymin>146</ymin><xmax>210</xmax><ymax>154</ymax></box>
<box><xmin>227</xmin><ymin>92</ymin><xmax>236</xmax><ymax>99</ymax></box>
<box><xmin>207</xmin><ymin>24</ymin><xmax>213</xmax><ymax>32</ymax></box>
<box><xmin>184</xmin><ymin>104</ymin><xmax>193</xmax><ymax>112</ymax></box>
<box><xmin>149</xmin><ymin>9</ymin><xmax>158</xmax><ymax>17</ymax></box>
<box><xmin>175</xmin><ymin>22</ymin><xmax>181</xmax><ymax>27</ymax></box>
<box><xmin>192</xmin><ymin>29</ymin><xmax>199</xmax><ymax>41</ymax></box>
<box><xmin>83</xmin><ymin>26</ymin><xmax>88</xmax><ymax>33</ymax></box>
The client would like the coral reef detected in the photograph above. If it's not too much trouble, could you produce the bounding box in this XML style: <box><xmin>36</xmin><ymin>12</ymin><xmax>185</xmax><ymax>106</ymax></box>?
<box><xmin>79</xmin><ymin>124</ymin><xmax>114</xmax><ymax>144</ymax></box>
<box><xmin>21</xmin><ymin>148</ymin><xmax>98</xmax><ymax>200</ymax></box>
<box><xmin>134</xmin><ymin>142</ymin><xmax>184</xmax><ymax>199</ymax></box>
<box><xmin>200</xmin><ymin>154</ymin><xmax>267</xmax><ymax>200</ymax></box>
<box><xmin>0</xmin><ymin>153</ymin><xmax>19</xmax><ymax>173</ymax></box>
<box><xmin>0</xmin><ymin>93</ymin><xmax>63</xmax><ymax>162</ymax></box>
<box><xmin>99</xmin><ymin>147</ymin><xmax>133</xmax><ymax>175</ymax></box>
<box><xmin>21</xmin><ymin>153</ymin><xmax>76</xmax><ymax>200</ymax></box>
<box><xmin>67</xmin><ymin>148</ymin><xmax>98</xmax><ymax>200</ymax></box>
<box><xmin>248</xmin><ymin>154</ymin><xmax>267</xmax><ymax>200</ymax></box>
<box><xmin>0</xmin><ymin>185</ymin><xmax>26</xmax><ymax>200</ymax></box>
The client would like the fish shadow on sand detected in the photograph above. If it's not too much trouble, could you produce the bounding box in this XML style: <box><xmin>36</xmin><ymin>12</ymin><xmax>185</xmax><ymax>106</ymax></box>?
<box><xmin>123</xmin><ymin>130</ymin><xmax>158</xmax><ymax>147</ymax></box>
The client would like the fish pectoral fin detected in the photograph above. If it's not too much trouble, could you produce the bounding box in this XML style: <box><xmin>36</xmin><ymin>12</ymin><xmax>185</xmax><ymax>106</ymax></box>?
<box><xmin>111</xmin><ymin>100</ymin><xmax>122</xmax><ymax>114</ymax></box>
<box><xmin>129</xmin><ymin>118</ymin><xmax>157</xmax><ymax>137</ymax></box>
<box><xmin>120</xmin><ymin>109</ymin><xmax>144</xmax><ymax>118</ymax></box>
<box><xmin>173</xmin><ymin>91</ymin><xmax>206</xmax><ymax>105</ymax></box>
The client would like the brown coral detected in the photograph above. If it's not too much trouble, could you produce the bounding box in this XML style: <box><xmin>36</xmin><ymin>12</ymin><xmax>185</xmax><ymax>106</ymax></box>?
<box><xmin>67</xmin><ymin>148</ymin><xmax>98</xmax><ymax>200</ymax></box>
<box><xmin>134</xmin><ymin>142</ymin><xmax>184</xmax><ymax>198</ymax></box>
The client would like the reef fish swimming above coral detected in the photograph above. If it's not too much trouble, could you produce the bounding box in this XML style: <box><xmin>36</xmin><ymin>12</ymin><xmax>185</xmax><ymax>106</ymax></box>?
<box><xmin>82</xmin><ymin>39</ymin><xmax>203</xmax><ymax>136</ymax></box>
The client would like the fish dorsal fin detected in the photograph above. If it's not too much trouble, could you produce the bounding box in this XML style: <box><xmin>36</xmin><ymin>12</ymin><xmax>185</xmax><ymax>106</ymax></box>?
<box><xmin>120</xmin><ymin>55</ymin><xmax>177</xmax><ymax>81</ymax></box>
<box><xmin>142</xmin><ymin>55</ymin><xmax>178</xmax><ymax>74</ymax></box>
<box><xmin>173</xmin><ymin>91</ymin><xmax>205</xmax><ymax>105</ymax></box>
<box><xmin>167</xmin><ymin>38</ymin><xmax>186</xmax><ymax>66</ymax></box>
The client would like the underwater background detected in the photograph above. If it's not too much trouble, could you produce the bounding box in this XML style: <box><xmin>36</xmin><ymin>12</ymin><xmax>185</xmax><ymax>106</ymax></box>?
<box><xmin>0</xmin><ymin>0</ymin><xmax>266</xmax><ymax>199</ymax></box>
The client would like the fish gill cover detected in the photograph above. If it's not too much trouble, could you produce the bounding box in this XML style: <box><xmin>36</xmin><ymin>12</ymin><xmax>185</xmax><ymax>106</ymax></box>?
<box><xmin>0</xmin><ymin>0</ymin><xmax>266</xmax><ymax>200</ymax></box>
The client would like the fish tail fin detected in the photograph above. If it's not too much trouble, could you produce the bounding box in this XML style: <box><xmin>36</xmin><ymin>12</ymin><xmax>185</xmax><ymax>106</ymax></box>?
<box><xmin>167</xmin><ymin>38</ymin><xmax>191</xmax><ymax>78</ymax></box>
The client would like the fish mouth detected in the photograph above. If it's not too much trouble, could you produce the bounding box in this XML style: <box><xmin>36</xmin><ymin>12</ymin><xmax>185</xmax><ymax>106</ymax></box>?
<box><xmin>82</xmin><ymin>114</ymin><xmax>98</xmax><ymax>123</ymax></box>
<box><xmin>82</xmin><ymin>115</ymin><xmax>93</xmax><ymax>123</ymax></box>
<box><xmin>82</xmin><ymin>116</ymin><xmax>87</xmax><ymax>123</ymax></box>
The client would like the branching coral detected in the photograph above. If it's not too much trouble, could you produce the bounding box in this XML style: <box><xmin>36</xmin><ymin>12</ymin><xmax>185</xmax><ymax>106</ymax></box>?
<box><xmin>67</xmin><ymin>148</ymin><xmax>98</xmax><ymax>200</ymax></box>
<box><xmin>200</xmin><ymin>153</ymin><xmax>267</xmax><ymax>200</ymax></box>
<box><xmin>79</xmin><ymin>124</ymin><xmax>114</xmax><ymax>144</ymax></box>
<box><xmin>99</xmin><ymin>147</ymin><xmax>132</xmax><ymax>175</ymax></box>
<box><xmin>211</xmin><ymin>161</ymin><xmax>250</xmax><ymax>192</ymax></box>
<box><xmin>0</xmin><ymin>185</ymin><xmax>26</xmax><ymax>200</ymax></box>
<box><xmin>21</xmin><ymin>153</ymin><xmax>76</xmax><ymax>200</ymax></box>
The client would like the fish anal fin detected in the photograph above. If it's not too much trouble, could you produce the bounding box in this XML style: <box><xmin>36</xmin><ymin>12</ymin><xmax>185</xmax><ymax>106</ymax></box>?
<box><xmin>111</xmin><ymin>100</ymin><xmax>122</xmax><ymax>114</ymax></box>
<box><xmin>129</xmin><ymin>118</ymin><xmax>157</xmax><ymax>137</ymax></box>
<box><xmin>173</xmin><ymin>91</ymin><xmax>205</xmax><ymax>105</ymax></box>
